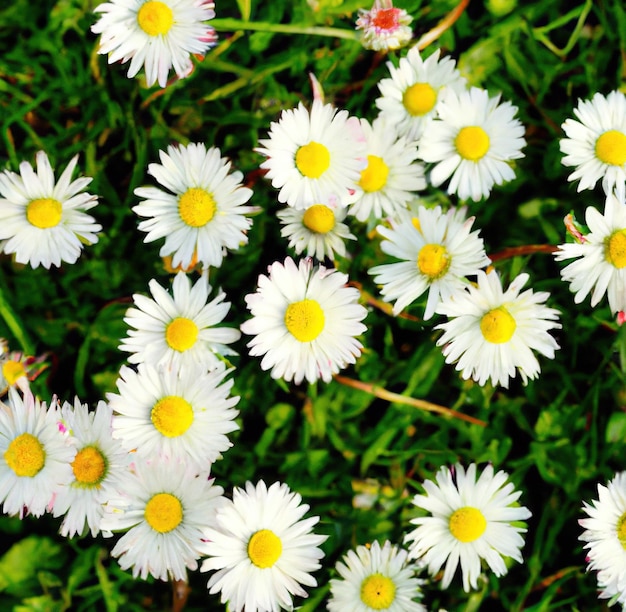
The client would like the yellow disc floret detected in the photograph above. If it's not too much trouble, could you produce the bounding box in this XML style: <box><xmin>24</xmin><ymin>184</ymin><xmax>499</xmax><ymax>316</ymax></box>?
<box><xmin>359</xmin><ymin>155</ymin><xmax>390</xmax><ymax>193</ymax></box>
<box><xmin>247</xmin><ymin>529</ymin><xmax>283</xmax><ymax>568</ymax></box>
<box><xmin>137</xmin><ymin>1</ymin><xmax>174</xmax><ymax>37</ymax></box>
<box><xmin>417</xmin><ymin>243</ymin><xmax>450</xmax><ymax>279</ymax></box>
<box><xmin>144</xmin><ymin>492</ymin><xmax>183</xmax><ymax>533</ymax></box>
<box><xmin>402</xmin><ymin>82</ymin><xmax>437</xmax><ymax>116</ymax></box>
<box><xmin>295</xmin><ymin>142</ymin><xmax>331</xmax><ymax>178</ymax></box>
<box><xmin>4</xmin><ymin>433</ymin><xmax>45</xmax><ymax>478</ymax></box>
<box><xmin>151</xmin><ymin>396</ymin><xmax>194</xmax><ymax>437</ymax></box>
<box><xmin>480</xmin><ymin>306</ymin><xmax>516</xmax><ymax>344</ymax></box>
<box><xmin>26</xmin><ymin>198</ymin><xmax>62</xmax><ymax>229</ymax></box>
<box><xmin>606</xmin><ymin>229</ymin><xmax>626</xmax><ymax>269</ymax></box>
<box><xmin>449</xmin><ymin>506</ymin><xmax>487</xmax><ymax>543</ymax></box>
<box><xmin>595</xmin><ymin>130</ymin><xmax>626</xmax><ymax>166</ymax></box>
<box><xmin>71</xmin><ymin>446</ymin><xmax>106</xmax><ymax>486</ymax></box>
<box><xmin>178</xmin><ymin>188</ymin><xmax>217</xmax><ymax>227</ymax></box>
<box><xmin>2</xmin><ymin>360</ymin><xmax>26</xmax><ymax>386</ymax></box>
<box><xmin>302</xmin><ymin>204</ymin><xmax>336</xmax><ymax>234</ymax></box>
<box><xmin>165</xmin><ymin>317</ymin><xmax>199</xmax><ymax>352</ymax></box>
<box><xmin>455</xmin><ymin>126</ymin><xmax>491</xmax><ymax>161</ymax></box>
<box><xmin>284</xmin><ymin>299</ymin><xmax>325</xmax><ymax>342</ymax></box>
<box><xmin>617</xmin><ymin>511</ymin><xmax>626</xmax><ymax>548</ymax></box>
<box><xmin>360</xmin><ymin>573</ymin><xmax>397</xmax><ymax>610</ymax></box>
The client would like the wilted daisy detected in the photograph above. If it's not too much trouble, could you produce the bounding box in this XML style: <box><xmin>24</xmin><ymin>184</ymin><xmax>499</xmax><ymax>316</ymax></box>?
<box><xmin>328</xmin><ymin>539</ymin><xmax>426</xmax><ymax>612</ymax></box>
<box><xmin>241</xmin><ymin>257</ymin><xmax>368</xmax><ymax>384</ymax></box>
<box><xmin>107</xmin><ymin>362</ymin><xmax>239</xmax><ymax>469</ymax></box>
<box><xmin>405</xmin><ymin>463</ymin><xmax>531</xmax><ymax>592</ymax></box>
<box><xmin>418</xmin><ymin>86</ymin><xmax>526</xmax><ymax>201</ymax></box>
<box><xmin>119</xmin><ymin>271</ymin><xmax>240</xmax><ymax>371</ymax></box>
<box><xmin>200</xmin><ymin>480</ymin><xmax>327</xmax><ymax>612</ymax></box>
<box><xmin>435</xmin><ymin>269</ymin><xmax>560</xmax><ymax>388</ymax></box>
<box><xmin>555</xmin><ymin>193</ymin><xmax>626</xmax><ymax>314</ymax></box>
<box><xmin>101</xmin><ymin>458</ymin><xmax>224</xmax><ymax>581</ymax></box>
<box><xmin>560</xmin><ymin>90</ymin><xmax>626</xmax><ymax>199</ymax></box>
<box><xmin>52</xmin><ymin>398</ymin><xmax>129</xmax><ymax>538</ymax></box>
<box><xmin>133</xmin><ymin>143</ymin><xmax>254</xmax><ymax>270</ymax></box>
<box><xmin>256</xmin><ymin>100</ymin><xmax>366</xmax><ymax>209</ymax></box>
<box><xmin>0</xmin><ymin>389</ymin><xmax>75</xmax><ymax>518</ymax></box>
<box><xmin>355</xmin><ymin>0</ymin><xmax>413</xmax><ymax>52</ymax></box>
<box><xmin>369</xmin><ymin>205</ymin><xmax>489</xmax><ymax>319</ymax></box>
<box><xmin>91</xmin><ymin>0</ymin><xmax>217</xmax><ymax>88</ymax></box>
<box><xmin>0</xmin><ymin>151</ymin><xmax>101</xmax><ymax>269</ymax></box>
<box><xmin>375</xmin><ymin>46</ymin><xmax>466</xmax><ymax>141</ymax></box>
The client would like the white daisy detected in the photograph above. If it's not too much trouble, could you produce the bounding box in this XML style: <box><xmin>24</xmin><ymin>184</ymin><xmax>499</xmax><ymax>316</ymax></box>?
<box><xmin>597</xmin><ymin>571</ymin><xmax>626</xmax><ymax>610</ymax></box>
<box><xmin>241</xmin><ymin>257</ymin><xmax>368</xmax><ymax>385</ymax></box>
<box><xmin>51</xmin><ymin>398</ymin><xmax>129</xmax><ymax>538</ymax></box>
<box><xmin>133</xmin><ymin>143</ymin><xmax>254</xmax><ymax>271</ymax></box>
<box><xmin>369</xmin><ymin>205</ymin><xmax>489</xmax><ymax>319</ymax></box>
<box><xmin>355</xmin><ymin>0</ymin><xmax>413</xmax><ymax>52</ymax></box>
<box><xmin>91</xmin><ymin>0</ymin><xmax>217</xmax><ymax>88</ymax></box>
<box><xmin>554</xmin><ymin>193</ymin><xmax>626</xmax><ymax>314</ymax></box>
<box><xmin>435</xmin><ymin>269</ymin><xmax>561</xmax><ymax>388</ymax></box>
<box><xmin>119</xmin><ymin>271</ymin><xmax>240</xmax><ymax>371</ymax></box>
<box><xmin>560</xmin><ymin>90</ymin><xmax>626</xmax><ymax>200</ymax></box>
<box><xmin>375</xmin><ymin>46</ymin><xmax>466</xmax><ymax>141</ymax></box>
<box><xmin>107</xmin><ymin>362</ymin><xmax>239</xmax><ymax>469</ymax></box>
<box><xmin>348</xmin><ymin>117</ymin><xmax>426</xmax><ymax>223</ymax></box>
<box><xmin>0</xmin><ymin>350</ymin><xmax>48</xmax><ymax>396</ymax></box>
<box><xmin>418</xmin><ymin>86</ymin><xmax>526</xmax><ymax>202</ymax></box>
<box><xmin>0</xmin><ymin>389</ymin><xmax>75</xmax><ymax>518</ymax></box>
<box><xmin>328</xmin><ymin>539</ymin><xmax>426</xmax><ymax>612</ymax></box>
<box><xmin>0</xmin><ymin>151</ymin><xmax>101</xmax><ymax>269</ymax></box>
<box><xmin>256</xmin><ymin>100</ymin><xmax>366</xmax><ymax>209</ymax></box>
<box><xmin>200</xmin><ymin>480</ymin><xmax>327</xmax><ymax>612</ymax></box>
<box><xmin>404</xmin><ymin>463</ymin><xmax>531</xmax><ymax>592</ymax></box>
<box><xmin>100</xmin><ymin>458</ymin><xmax>224</xmax><ymax>581</ymax></box>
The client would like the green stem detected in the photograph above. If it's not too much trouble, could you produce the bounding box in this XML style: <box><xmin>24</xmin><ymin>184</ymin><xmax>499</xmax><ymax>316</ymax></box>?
<box><xmin>210</xmin><ymin>18</ymin><xmax>360</xmax><ymax>41</ymax></box>
<box><xmin>0</xmin><ymin>284</ymin><xmax>35</xmax><ymax>354</ymax></box>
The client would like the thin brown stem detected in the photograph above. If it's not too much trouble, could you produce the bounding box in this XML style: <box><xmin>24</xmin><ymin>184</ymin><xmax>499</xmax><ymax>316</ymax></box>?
<box><xmin>416</xmin><ymin>0</ymin><xmax>471</xmax><ymax>50</ymax></box>
<box><xmin>489</xmin><ymin>244</ymin><xmax>558</xmax><ymax>262</ymax></box>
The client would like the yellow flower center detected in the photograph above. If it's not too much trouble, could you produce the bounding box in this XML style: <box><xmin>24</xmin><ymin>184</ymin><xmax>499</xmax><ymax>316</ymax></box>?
<box><xmin>151</xmin><ymin>395</ymin><xmax>194</xmax><ymax>437</ymax></box>
<box><xmin>26</xmin><ymin>198</ymin><xmax>62</xmax><ymax>229</ymax></box>
<box><xmin>417</xmin><ymin>243</ymin><xmax>450</xmax><ymax>279</ymax></box>
<box><xmin>178</xmin><ymin>188</ymin><xmax>217</xmax><ymax>227</ymax></box>
<box><xmin>2</xmin><ymin>360</ymin><xmax>26</xmax><ymax>386</ymax></box>
<box><xmin>617</xmin><ymin>511</ymin><xmax>626</xmax><ymax>549</ymax></box>
<box><xmin>449</xmin><ymin>506</ymin><xmax>487</xmax><ymax>543</ymax></box>
<box><xmin>480</xmin><ymin>306</ymin><xmax>516</xmax><ymax>344</ymax></box>
<box><xmin>144</xmin><ymin>492</ymin><xmax>183</xmax><ymax>533</ymax></box>
<box><xmin>137</xmin><ymin>0</ymin><xmax>174</xmax><ymax>37</ymax></box>
<box><xmin>359</xmin><ymin>155</ymin><xmax>390</xmax><ymax>193</ymax></box>
<box><xmin>595</xmin><ymin>130</ymin><xmax>626</xmax><ymax>166</ymax></box>
<box><xmin>247</xmin><ymin>529</ymin><xmax>283</xmax><ymax>568</ymax></box>
<box><xmin>295</xmin><ymin>142</ymin><xmax>331</xmax><ymax>178</ymax></box>
<box><xmin>71</xmin><ymin>446</ymin><xmax>106</xmax><ymax>486</ymax></box>
<box><xmin>606</xmin><ymin>229</ymin><xmax>626</xmax><ymax>269</ymax></box>
<box><xmin>360</xmin><ymin>573</ymin><xmax>396</xmax><ymax>610</ymax></box>
<box><xmin>402</xmin><ymin>82</ymin><xmax>437</xmax><ymax>116</ymax></box>
<box><xmin>455</xmin><ymin>126</ymin><xmax>491</xmax><ymax>161</ymax></box>
<box><xmin>284</xmin><ymin>299</ymin><xmax>325</xmax><ymax>342</ymax></box>
<box><xmin>302</xmin><ymin>204</ymin><xmax>336</xmax><ymax>234</ymax></box>
<box><xmin>4</xmin><ymin>433</ymin><xmax>45</xmax><ymax>478</ymax></box>
<box><xmin>165</xmin><ymin>317</ymin><xmax>199</xmax><ymax>352</ymax></box>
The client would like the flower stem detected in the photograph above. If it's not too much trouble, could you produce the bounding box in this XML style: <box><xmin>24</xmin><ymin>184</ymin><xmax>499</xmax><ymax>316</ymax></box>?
<box><xmin>416</xmin><ymin>0</ymin><xmax>471</xmax><ymax>50</ymax></box>
<box><xmin>489</xmin><ymin>244</ymin><xmax>558</xmax><ymax>262</ymax></box>
<box><xmin>210</xmin><ymin>18</ymin><xmax>360</xmax><ymax>42</ymax></box>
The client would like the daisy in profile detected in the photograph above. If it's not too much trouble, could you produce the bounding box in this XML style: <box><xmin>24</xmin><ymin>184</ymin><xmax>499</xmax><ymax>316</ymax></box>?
<box><xmin>241</xmin><ymin>257</ymin><xmax>368</xmax><ymax>384</ymax></box>
<box><xmin>555</xmin><ymin>193</ymin><xmax>626</xmax><ymax>314</ymax></box>
<box><xmin>119</xmin><ymin>271</ymin><xmax>240</xmax><ymax>371</ymax></box>
<box><xmin>375</xmin><ymin>46</ymin><xmax>466</xmax><ymax>141</ymax></box>
<box><xmin>355</xmin><ymin>0</ymin><xmax>413</xmax><ymax>52</ymax></box>
<box><xmin>405</xmin><ymin>463</ymin><xmax>531</xmax><ymax>592</ymax></box>
<box><xmin>100</xmin><ymin>458</ymin><xmax>224</xmax><ymax>581</ymax></box>
<box><xmin>369</xmin><ymin>205</ymin><xmax>489</xmax><ymax>319</ymax></box>
<box><xmin>52</xmin><ymin>398</ymin><xmax>129</xmax><ymax>538</ymax></box>
<box><xmin>200</xmin><ymin>480</ymin><xmax>327</xmax><ymax>612</ymax></box>
<box><xmin>435</xmin><ymin>269</ymin><xmax>560</xmax><ymax>388</ymax></box>
<box><xmin>133</xmin><ymin>143</ymin><xmax>254</xmax><ymax>271</ymax></box>
<box><xmin>256</xmin><ymin>100</ymin><xmax>366</xmax><ymax>209</ymax></box>
<box><xmin>418</xmin><ymin>86</ymin><xmax>526</xmax><ymax>202</ymax></box>
<box><xmin>0</xmin><ymin>151</ymin><xmax>101</xmax><ymax>269</ymax></box>
<box><xmin>0</xmin><ymin>389</ymin><xmax>75</xmax><ymax>518</ymax></box>
<box><xmin>560</xmin><ymin>90</ymin><xmax>626</xmax><ymax>199</ymax></box>
<box><xmin>0</xmin><ymin>347</ymin><xmax>49</xmax><ymax>396</ymax></box>
<box><xmin>349</xmin><ymin>117</ymin><xmax>426</xmax><ymax>223</ymax></box>
<box><xmin>328</xmin><ymin>539</ymin><xmax>426</xmax><ymax>612</ymax></box>
<box><xmin>107</xmin><ymin>362</ymin><xmax>239</xmax><ymax>469</ymax></box>
<box><xmin>91</xmin><ymin>0</ymin><xmax>217</xmax><ymax>88</ymax></box>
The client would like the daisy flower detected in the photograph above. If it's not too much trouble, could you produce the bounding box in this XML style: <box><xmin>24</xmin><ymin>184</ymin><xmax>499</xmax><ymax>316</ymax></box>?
<box><xmin>597</xmin><ymin>571</ymin><xmax>626</xmax><ymax>610</ymax></box>
<box><xmin>200</xmin><ymin>480</ymin><xmax>327</xmax><ymax>612</ymax></box>
<box><xmin>256</xmin><ymin>100</ymin><xmax>366</xmax><ymax>209</ymax></box>
<box><xmin>277</xmin><ymin>200</ymin><xmax>356</xmax><ymax>262</ymax></box>
<box><xmin>107</xmin><ymin>362</ymin><xmax>239</xmax><ymax>469</ymax></box>
<box><xmin>91</xmin><ymin>0</ymin><xmax>217</xmax><ymax>88</ymax></box>
<box><xmin>241</xmin><ymin>257</ymin><xmax>368</xmax><ymax>384</ymax></box>
<box><xmin>119</xmin><ymin>271</ymin><xmax>240</xmax><ymax>371</ymax></box>
<box><xmin>418</xmin><ymin>86</ymin><xmax>526</xmax><ymax>202</ymax></box>
<box><xmin>328</xmin><ymin>539</ymin><xmax>426</xmax><ymax>612</ymax></box>
<box><xmin>369</xmin><ymin>205</ymin><xmax>489</xmax><ymax>319</ymax></box>
<box><xmin>554</xmin><ymin>193</ymin><xmax>626</xmax><ymax>314</ymax></box>
<box><xmin>355</xmin><ymin>0</ymin><xmax>413</xmax><ymax>52</ymax></box>
<box><xmin>348</xmin><ymin>117</ymin><xmax>426</xmax><ymax>223</ymax></box>
<box><xmin>0</xmin><ymin>348</ymin><xmax>49</xmax><ymax>396</ymax></box>
<box><xmin>560</xmin><ymin>90</ymin><xmax>626</xmax><ymax>200</ymax></box>
<box><xmin>375</xmin><ymin>46</ymin><xmax>466</xmax><ymax>141</ymax></box>
<box><xmin>133</xmin><ymin>143</ymin><xmax>254</xmax><ymax>270</ymax></box>
<box><xmin>404</xmin><ymin>463</ymin><xmax>531</xmax><ymax>592</ymax></box>
<box><xmin>100</xmin><ymin>458</ymin><xmax>224</xmax><ymax>581</ymax></box>
<box><xmin>0</xmin><ymin>151</ymin><xmax>101</xmax><ymax>269</ymax></box>
<box><xmin>51</xmin><ymin>398</ymin><xmax>129</xmax><ymax>538</ymax></box>
<box><xmin>0</xmin><ymin>389</ymin><xmax>75</xmax><ymax>518</ymax></box>
<box><xmin>435</xmin><ymin>269</ymin><xmax>560</xmax><ymax>388</ymax></box>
